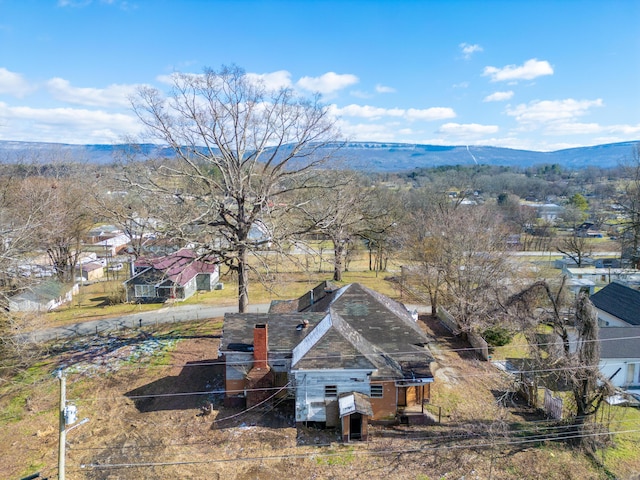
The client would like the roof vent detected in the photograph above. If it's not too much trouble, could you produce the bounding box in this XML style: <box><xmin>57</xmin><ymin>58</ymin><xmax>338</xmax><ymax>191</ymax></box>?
<box><xmin>296</xmin><ymin>319</ymin><xmax>310</xmax><ymax>331</ymax></box>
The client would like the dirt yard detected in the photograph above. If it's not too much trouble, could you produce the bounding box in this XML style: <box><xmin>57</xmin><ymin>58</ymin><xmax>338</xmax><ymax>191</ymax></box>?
<box><xmin>0</xmin><ymin>316</ymin><xmax>622</xmax><ymax>480</ymax></box>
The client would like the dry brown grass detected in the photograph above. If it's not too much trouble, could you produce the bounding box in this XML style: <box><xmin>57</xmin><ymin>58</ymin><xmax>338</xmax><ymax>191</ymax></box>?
<box><xmin>1</xmin><ymin>317</ymin><xmax>630</xmax><ymax>480</ymax></box>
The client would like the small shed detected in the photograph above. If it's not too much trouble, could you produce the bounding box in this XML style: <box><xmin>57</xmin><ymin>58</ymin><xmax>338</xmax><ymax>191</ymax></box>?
<box><xmin>79</xmin><ymin>262</ymin><xmax>105</xmax><ymax>282</ymax></box>
<box><xmin>339</xmin><ymin>392</ymin><xmax>373</xmax><ymax>442</ymax></box>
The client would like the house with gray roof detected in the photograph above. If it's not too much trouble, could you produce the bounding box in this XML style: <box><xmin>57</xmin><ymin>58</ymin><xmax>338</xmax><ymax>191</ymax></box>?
<box><xmin>599</xmin><ymin>326</ymin><xmax>640</xmax><ymax>389</ymax></box>
<box><xmin>590</xmin><ymin>281</ymin><xmax>640</xmax><ymax>327</ymax></box>
<box><xmin>221</xmin><ymin>282</ymin><xmax>435</xmax><ymax>441</ymax></box>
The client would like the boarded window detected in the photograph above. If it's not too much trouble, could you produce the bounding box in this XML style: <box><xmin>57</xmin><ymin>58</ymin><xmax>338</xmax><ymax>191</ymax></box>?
<box><xmin>325</xmin><ymin>385</ymin><xmax>337</xmax><ymax>398</ymax></box>
<box><xmin>370</xmin><ymin>384</ymin><xmax>383</xmax><ymax>398</ymax></box>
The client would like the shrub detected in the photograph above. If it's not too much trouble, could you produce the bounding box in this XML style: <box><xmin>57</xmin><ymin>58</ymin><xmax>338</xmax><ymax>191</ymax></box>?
<box><xmin>483</xmin><ymin>327</ymin><xmax>513</xmax><ymax>347</ymax></box>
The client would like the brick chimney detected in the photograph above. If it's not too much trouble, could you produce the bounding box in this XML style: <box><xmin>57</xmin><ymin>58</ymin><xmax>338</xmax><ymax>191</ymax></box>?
<box><xmin>253</xmin><ymin>323</ymin><xmax>269</xmax><ymax>370</ymax></box>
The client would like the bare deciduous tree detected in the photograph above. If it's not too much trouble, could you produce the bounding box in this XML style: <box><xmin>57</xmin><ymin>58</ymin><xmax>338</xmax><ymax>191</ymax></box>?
<box><xmin>557</xmin><ymin>231</ymin><xmax>592</xmax><ymax>267</ymax></box>
<box><xmin>128</xmin><ymin>65</ymin><xmax>341</xmax><ymax>312</ymax></box>
<box><xmin>617</xmin><ymin>144</ymin><xmax>640</xmax><ymax>268</ymax></box>
<box><xmin>497</xmin><ymin>280</ymin><xmax>613</xmax><ymax>448</ymax></box>
<box><xmin>292</xmin><ymin>172</ymin><xmax>397</xmax><ymax>281</ymax></box>
<box><xmin>402</xmin><ymin>191</ymin><xmax>514</xmax><ymax>330</ymax></box>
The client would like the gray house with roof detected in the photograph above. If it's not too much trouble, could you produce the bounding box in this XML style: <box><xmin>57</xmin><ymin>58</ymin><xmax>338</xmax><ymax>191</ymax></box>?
<box><xmin>599</xmin><ymin>327</ymin><xmax>640</xmax><ymax>389</ymax></box>
<box><xmin>221</xmin><ymin>282</ymin><xmax>435</xmax><ymax>441</ymax></box>
<box><xmin>588</xmin><ymin>282</ymin><xmax>640</xmax><ymax>389</ymax></box>
<box><xmin>590</xmin><ymin>281</ymin><xmax>640</xmax><ymax>327</ymax></box>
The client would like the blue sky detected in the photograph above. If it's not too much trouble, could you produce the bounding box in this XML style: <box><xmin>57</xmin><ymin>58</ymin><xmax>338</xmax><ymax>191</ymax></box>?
<box><xmin>1</xmin><ymin>0</ymin><xmax>638</xmax><ymax>151</ymax></box>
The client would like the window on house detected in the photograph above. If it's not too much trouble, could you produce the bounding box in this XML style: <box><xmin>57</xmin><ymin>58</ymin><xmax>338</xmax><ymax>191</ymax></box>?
<box><xmin>324</xmin><ymin>385</ymin><xmax>337</xmax><ymax>398</ymax></box>
<box><xmin>134</xmin><ymin>284</ymin><xmax>155</xmax><ymax>297</ymax></box>
<box><xmin>370</xmin><ymin>384</ymin><xmax>383</xmax><ymax>398</ymax></box>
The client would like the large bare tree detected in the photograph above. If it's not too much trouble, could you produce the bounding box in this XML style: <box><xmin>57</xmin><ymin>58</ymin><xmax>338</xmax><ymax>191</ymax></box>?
<box><xmin>402</xmin><ymin>190</ymin><xmax>514</xmax><ymax>330</ymax></box>
<box><xmin>496</xmin><ymin>280</ymin><xmax>613</xmax><ymax>449</ymax></box>
<box><xmin>292</xmin><ymin>172</ymin><xmax>398</xmax><ymax>281</ymax></box>
<box><xmin>128</xmin><ymin>65</ymin><xmax>340</xmax><ymax>312</ymax></box>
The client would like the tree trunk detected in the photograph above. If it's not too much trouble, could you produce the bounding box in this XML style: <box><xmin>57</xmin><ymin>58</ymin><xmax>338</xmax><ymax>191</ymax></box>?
<box><xmin>333</xmin><ymin>241</ymin><xmax>344</xmax><ymax>282</ymax></box>
<box><xmin>238</xmin><ymin>246</ymin><xmax>249</xmax><ymax>313</ymax></box>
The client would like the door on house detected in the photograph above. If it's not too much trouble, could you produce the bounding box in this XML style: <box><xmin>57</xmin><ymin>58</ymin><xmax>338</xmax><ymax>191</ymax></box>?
<box><xmin>349</xmin><ymin>413</ymin><xmax>362</xmax><ymax>440</ymax></box>
<box><xmin>626</xmin><ymin>363</ymin><xmax>638</xmax><ymax>386</ymax></box>
<box><xmin>397</xmin><ymin>387</ymin><xmax>407</xmax><ymax>407</ymax></box>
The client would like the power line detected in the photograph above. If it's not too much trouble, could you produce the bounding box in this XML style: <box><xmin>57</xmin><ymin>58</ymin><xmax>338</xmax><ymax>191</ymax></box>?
<box><xmin>77</xmin><ymin>427</ymin><xmax>640</xmax><ymax>471</ymax></box>
<box><xmin>64</xmin><ymin>416</ymin><xmax>640</xmax><ymax>454</ymax></box>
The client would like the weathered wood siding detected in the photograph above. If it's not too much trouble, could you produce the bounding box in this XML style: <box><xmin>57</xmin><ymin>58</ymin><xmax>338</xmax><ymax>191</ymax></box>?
<box><xmin>293</xmin><ymin>370</ymin><xmax>370</xmax><ymax>422</ymax></box>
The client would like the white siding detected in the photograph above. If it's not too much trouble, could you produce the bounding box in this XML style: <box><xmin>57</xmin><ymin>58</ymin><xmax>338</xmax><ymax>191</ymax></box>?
<box><xmin>292</xmin><ymin>369</ymin><xmax>371</xmax><ymax>422</ymax></box>
<box><xmin>600</xmin><ymin>358</ymin><xmax>640</xmax><ymax>388</ymax></box>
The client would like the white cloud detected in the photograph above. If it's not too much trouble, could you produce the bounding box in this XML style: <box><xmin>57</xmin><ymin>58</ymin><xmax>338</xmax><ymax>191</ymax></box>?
<box><xmin>0</xmin><ymin>68</ymin><xmax>33</xmax><ymax>97</ymax></box>
<box><xmin>460</xmin><ymin>43</ymin><xmax>483</xmax><ymax>59</ymax></box>
<box><xmin>405</xmin><ymin>107</ymin><xmax>456</xmax><ymax>121</ymax></box>
<box><xmin>46</xmin><ymin>77</ymin><xmax>139</xmax><ymax>107</ymax></box>
<box><xmin>246</xmin><ymin>70</ymin><xmax>293</xmax><ymax>90</ymax></box>
<box><xmin>543</xmin><ymin>121</ymin><xmax>640</xmax><ymax>137</ymax></box>
<box><xmin>375</xmin><ymin>84</ymin><xmax>396</xmax><ymax>94</ymax></box>
<box><xmin>296</xmin><ymin>72</ymin><xmax>359</xmax><ymax>94</ymax></box>
<box><xmin>437</xmin><ymin>123</ymin><xmax>499</xmax><ymax>136</ymax></box>
<box><xmin>484</xmin><ymin>90</ymin><xmax>514</xmax><ymax>102</ymax></box>
<box><xmin>336</xmin><ymin>120</ymin><xmax>400</xmax><ymax>143</ymax></box>
<box><xmin>506</xmin><ymin>98</ymin><xmax>603</xmax><ymax>124</ymax></box>
<box><xmin>332</xmin><ymin>104</ymin><xmax>455</xmax><ymax>122</ymax></box>
<box><xmin>483</xmin><ymin>58</ymin><xmax>553</xmax><ymax>82</ymax></box>
<box><xmin>333</xmin><ymin>104</ymin><xmax>404</xmax><ymax>119</ymax></box>
<box><xmin>0</xmin><ymin>102</ymin><xmax>141</xmax><ymax>143</ymax></box>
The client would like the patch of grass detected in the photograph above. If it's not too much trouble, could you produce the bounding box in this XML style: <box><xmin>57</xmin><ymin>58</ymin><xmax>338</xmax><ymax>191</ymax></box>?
<box><xmin>317</xmin><ymin>447</ymin><xmax>355</xmax><ymax>466</ymax></box>
<box><xmin>490</xmin><ymin>333</ymin><xmax>531</xmax><ymax>360</ymax></box>
<box><xmin>601</xmin><ymin>406</ymin><xmax>640</xmax><ymax>476</ymax></box>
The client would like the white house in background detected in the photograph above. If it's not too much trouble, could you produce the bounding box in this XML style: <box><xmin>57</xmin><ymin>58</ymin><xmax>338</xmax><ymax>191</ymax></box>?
<box><xmin>564</xmin><ymin>268</ymin><xmax>640</xmax><ymax>290</ymax></box>
<box><xmin>599</xmin><ymin>327</ymin><xmax>640</xmax><ymax>389</ymax></box>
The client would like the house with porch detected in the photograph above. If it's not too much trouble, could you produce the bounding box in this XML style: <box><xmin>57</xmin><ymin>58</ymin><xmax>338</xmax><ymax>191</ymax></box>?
<box><xmin>123</xmin><ymin>249</ymin><xmax>219</xmax><ymax>303</ymax></box>
<box><xmin>221</xmin><ymin>282</ymin><xmax>435</xmax><ymax>441</ymax></box>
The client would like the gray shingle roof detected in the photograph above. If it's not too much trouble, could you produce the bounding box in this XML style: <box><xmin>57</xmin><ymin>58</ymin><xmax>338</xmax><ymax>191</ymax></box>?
<box><xmin>599</xmin><ymin>326</ymin><xmax>640</xmax><ymax>359</ymax></box>
<box><xmin>591</xmin><ymin>282</ymin><xmax>640</xmax><ymax>326</ymax></box>
<box><xmin>222</xmin><ymin>283</ymin><xmax>434</xmax><ymax>380</ymax></box>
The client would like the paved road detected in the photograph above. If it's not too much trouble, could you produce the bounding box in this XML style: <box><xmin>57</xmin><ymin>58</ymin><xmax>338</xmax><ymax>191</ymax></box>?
<box><xmin>17</xmin><ymin>301</ymin><xmax>431</xmax><ymax>344</ymax></box>
<box><xmin>17</xmin><ymin>303</ymin><xmax>271</xmax><ymax>344</ymax></box>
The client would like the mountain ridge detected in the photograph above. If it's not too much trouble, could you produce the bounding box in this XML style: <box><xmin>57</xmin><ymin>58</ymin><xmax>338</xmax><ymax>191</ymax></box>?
<box><xmin>0</xmin><ymin>139</ymin><xmax>637</xmax><ymax>172</ymax></box>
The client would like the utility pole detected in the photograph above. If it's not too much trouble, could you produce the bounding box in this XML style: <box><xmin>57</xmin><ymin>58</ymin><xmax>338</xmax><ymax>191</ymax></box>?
<box><xmin>57</xmin><ymin>370</ymin><xmax>88</xmax><ymax>480</ymax></box>
<box><xmin>57</xmin><ymin>371</ymin><xmax>66</xmax><ymax>480</ymax></box>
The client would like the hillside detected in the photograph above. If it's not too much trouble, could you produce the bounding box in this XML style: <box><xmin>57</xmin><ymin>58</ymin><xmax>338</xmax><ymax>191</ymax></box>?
<box><xmin>1</xmin><ymin>140</ymin><xmax>637</xmax><ymax>172</ymax></box>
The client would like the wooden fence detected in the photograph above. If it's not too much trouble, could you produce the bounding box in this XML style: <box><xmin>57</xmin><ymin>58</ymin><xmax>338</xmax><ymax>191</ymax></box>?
<box><xmin>544</xmin><ymin>388</ymin><xmax>563</xmax><ymax>420</ymax></box>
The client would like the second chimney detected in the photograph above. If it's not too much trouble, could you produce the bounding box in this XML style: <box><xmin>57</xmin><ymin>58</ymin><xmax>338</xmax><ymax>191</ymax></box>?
<box><xmin>253</xmin><ymin>323</ymin><xmax>269</xmax><ymax>370</ymax></box>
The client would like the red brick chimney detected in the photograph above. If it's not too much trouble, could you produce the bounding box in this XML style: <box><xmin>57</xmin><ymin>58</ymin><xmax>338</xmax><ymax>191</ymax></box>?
<box><xmin>253</xmin><ymin>323</ymin><xmax>269</xmax><ymax>370</ymax></box>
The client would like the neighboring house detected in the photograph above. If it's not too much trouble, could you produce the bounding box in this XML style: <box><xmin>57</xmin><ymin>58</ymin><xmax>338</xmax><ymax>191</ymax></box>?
<box><xmin>590</xmin><ymin>281</ymin><xmax>640</xmax><ymax>327</ymax></box>
<box><xmin>221</xmin><ymin>282</ymin><xmax>435</xmax><ymax>441</ymax></box>
<box><xmin>123</xmin><ymin>249</ymin><xmax>219</xmax><ymax>303</ymax></box>
<box><xmin>564</xmin><ymin>267</ymin><xmax>640</xmax><ymax>289</ymax></box>
<box><xmin>9</xmin><ymin>281</ymin><xmax>79</xmax><ymax>312</ymax></box>
<box><xmin>521</xmin><ymin>201</ymin><xmax>563</xmax><ymax>223</ymax></box>
<box><xmin>77</xmin><ymin>262</ymin><xmax>105</xmax><ymax>282</ymax></box>
<box><xmin>84</xmin><ymin>226</ymin><xmax>131</xmax><ymax>258</ymax></box>
<box><xmin>599</xmin><ymin>326</ymin><xmax>640</xmax><ymax>389</ymax></box>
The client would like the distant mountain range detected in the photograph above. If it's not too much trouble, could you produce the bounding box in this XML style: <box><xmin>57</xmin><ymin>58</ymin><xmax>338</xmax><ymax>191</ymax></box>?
<box><xmin>0</xmin><ymin>140</ymin><xmax>637</xmax><ymax>172</ymax></box>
